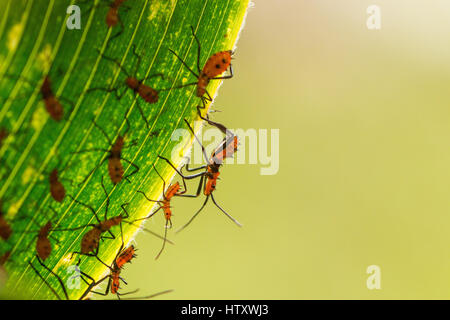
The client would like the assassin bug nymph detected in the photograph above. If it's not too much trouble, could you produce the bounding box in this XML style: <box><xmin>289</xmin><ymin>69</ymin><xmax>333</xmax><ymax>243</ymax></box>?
<box><xmin>163</xmin><ymin>26</ymin><xmax>234</xmax><ymax>117</ymax></box>
<box><xmin>72</xmin><ymin>117</ymin><xmax>139</xmax><ymax>186</ymax></box>
<box><xmin>32</xmin><ymin>153</ymin><xmax>74</xmax><ymax>203</ymax></box>
<box><xmin>77</xmin><ymin>223</ymin><xmax>173</xmax><ymax>300</ymax></box>
<box><xmin>158</xmin><ymin>119</ymin><xmax>241</xmax><ymax>232</ymax></box>
<box><xmin>53</xmin><ymin>176</ymin><xmax>171</xmax><ymax>263</ymax></box>
<box><xmin>87</xmin><ymin>45</ymin><xmax>165</xmax><ymax>128</ymax></box>
<box><xmin>136</xmin><ymin>164</ymin><xmax>188</xmax><ymax>260</ymax></box>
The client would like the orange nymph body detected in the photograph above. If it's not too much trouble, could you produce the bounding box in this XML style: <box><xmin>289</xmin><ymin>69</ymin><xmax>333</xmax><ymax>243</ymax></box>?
<box><xmin>196</xmin><ymin>50</ymin><xmax>232</xmax><ymax>97</ymax></box>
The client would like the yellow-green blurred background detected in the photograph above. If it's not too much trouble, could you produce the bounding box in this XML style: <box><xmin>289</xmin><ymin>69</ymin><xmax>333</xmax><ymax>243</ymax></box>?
<box><xmin>125</xmin><ymin>0</ymin><xmax>450</xmax><ymax>299</ymax></box>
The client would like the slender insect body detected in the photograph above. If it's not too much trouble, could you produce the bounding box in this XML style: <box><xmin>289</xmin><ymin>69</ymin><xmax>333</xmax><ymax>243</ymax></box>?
<box><xmin>0</xmin><ymin>251</ymin><xmax>11</xmax><ymax>265</ymax></box>
<box><xmin>137</xmin><ymin>166</ymin><xmax>184</xmax><ymax>259</ymax></box>
<box><xmin>124</xmin><ymin>77</ymin><xmax>159</xmax><ymax>103</ymax></box>
<box><xmin>204</xmin><ymin>169</ymin><xmax>219</xmax><ymax>196</ymax></box>
<box><xmin>0</xmin><ymin>210</ymin><xmax>12</xmax><ymax>241</ymax></box>
<box><xmin>138</xmin><ymin>83</ymin><xmax>159</xmax><ymax>103</ymax></box>
<box><xmin>204</xmin><ymin>135</ymin><xmax>238</xmax><ymax>195</ymax></box>
<box><xmin>162</xmin><ymin>182</ymin><xmax>181</xmax><ymax>220</ymax></box>
<box><xmin>41</xmin><ymin>76</ymin><xmax>64</xmax><ymax>121</ymax></box>
<box><xmin>81</xmin><ymin>227</ymin><xmax>103</xmax><ymax>255</ymax></box>
<box><xmin>106</xmin><ymin>7</ymin><xmax>119</xmax><ymax>27</ymax></box>
<box><xmin>101</xmin><ymin>216</ymin><xmax>123</xmax><ymax>231</ymax></box>
<box><xmin>107</xmin><ymin>0</ymin><xmax>127</xmax><ymax>27</ymax></box>
<box><xmin>80</xmin><ymin>215</ymin><xmax>123</xmax><ymax>255</ymax></box>
<box><xmin>108</xmin><ymin>159</ymin><xmax>124</xmax><ymax>185</ymax></box>
<box><xmin>36</xmin><ymin>221</ymin><xmax>53</xmax><ymax>261</ymax></box>
<box><xmin>110</xmin><ymin>244</ymin><xmax>136</xmax><ymax>294</ymax></box>
<box><xmin>110</xmin><ymin>271</ymin><xmax>121</xmax><ymax>294</ymax></box>
<box><xmin>196</xmin><ymin>75</ymin><xmax>209</xmax><ymax>97</ymax></box>
<box><xmin>0</xmin><ymin>128</ymin><xmax>8</xmax><ymax>148</ymax></box>
<box><xmin>108</xmin><ymin>137</ymin><xmax>125</xmax><ymax>185</ymax></box>
<box><xmin>49</xmin><ymin>169</ymin><xmax>65</xmax><ymax>203</ymax></box>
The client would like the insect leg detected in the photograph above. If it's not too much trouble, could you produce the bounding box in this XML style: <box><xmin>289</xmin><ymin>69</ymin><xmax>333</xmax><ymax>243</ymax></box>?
<box><xmin>135</xmin><ymin>97</ymin><xmax>150</xmax><ymax>129</ymax></box>
<box><xmin>131</xmin><ymin>44</ymin><xmax>142</xmax><ymax>76</ymax></box>
<box><xmin>190</xmin><ymin>25</ymin><xmax>202</xmax><ymax>75</ymax></box>
<box><xmin>79</xmin><ymin>274</ymin><xmax>109</xmax><ymax>300</ymax></box>
<box><xmin>100</xmin><ymin>176</ymin><xmax>110</xmax><ymax>221</ymax></box>
<box><xmin>76</xmin><ymin>156</ymin><xmax>108</xmax><ymax>187</ymax></box>
<box><xmin>155</xmin><ymin>219</ymin><xmax>169</xmax><ymax>260</ymax></box>
<box><xmin>36</xmin><ymin>255</ymin><xmax>69</xmax><ymax>300</ymax></box>
<box><xmin>122</xmin><ymin>158</ymin><xmax>139</xmax><ymax>183</ymax></box>
<box><xmin>157</xmin><ymin>155</ymin><xmax>205</xmax><ymax>183</ymax></box>
<box><xmin>92</xmin><ymin>118</ymin><xmax>113</xmax><ymax>146</ymax></box>
<box><xmin>176</xmin><ymin>174</ymin><xmax>204</xmax><ymax>198</ymax></box>
<box><xmin>131</xmin><ymin>205</ymin><xmax>162</xmax><ymax>222</ymax></box>
<box><xmin>211</xmin><ymin>64</ymin><xmax>234</xmax><ymax>80</ymax></box>
<box><xmin>96</xmin><ymin>49</ymin><xmax>130</xmax><ymax>77</ymax></box>
<box><xmin>176</xmin><ymin>195</ymin><xmax>209</xmax><ymax>233</ymax></box>
<box><xmin>108</xmin><ymin>14</ymin><xmax>124</xmax><ymax>43</ymax></box>
<box><xmin>68</xmin><ymin>195</ymin><xmax>102</xmax><ymax>224</ymax></box>
<box><xmin>168</xmin><ymin>48</ymin><xmax>199</xmax><ymax>79</ymax></box>
<box><xmin>28</xmin><ymin>260</ymin><xmax>62</xmax><ymax>300</ymax></box>
<box><xmin>210</xmin><ymin>193</ymin><xmax>242</xmax><ymax>227</ymax></box>
<box><xmin>183</xmin><ymin>119</ymin><xmax>210</xmax><ymax>163</ymax></box>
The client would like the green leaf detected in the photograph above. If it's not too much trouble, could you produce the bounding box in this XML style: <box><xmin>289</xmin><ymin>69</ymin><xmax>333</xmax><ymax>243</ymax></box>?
<box><xmin>0</xmin><ymin>0</ymin><xmax>249</xmax><ymax>299</ymax></box>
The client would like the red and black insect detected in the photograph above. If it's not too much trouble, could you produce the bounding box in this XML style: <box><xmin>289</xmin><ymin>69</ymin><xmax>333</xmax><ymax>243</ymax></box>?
<box><xmin>54</xmin><ymin>177</ymin><xmax>170</xmax><ymax>262</ymax></box>
<box><xmin>136</xmin><ymin>164</ymin><xmax>187</xmax><ymax>260</ymax></box>
<box><xmin>87</xmin><ymin>45</ymin><xmax>165</xmax><ymax>128</ymax></box>
<box><xmin>158</xmin><ymin>119</ymin><xmax>241</xmax><ymax>232</ymax></box>
<box><xmin>72</xmin><ymin>118</ymin><xmax>139</xmax><ymax>186</ymax></box>
<box><xmin>77</xmin><ymin>228</ymin><xmax>172</xmax><ymax>300</ymax></box>
<box><xmin>164</xmin><ymin>26</ymin><xmax>234</xmax><ymax>116</ymax></box>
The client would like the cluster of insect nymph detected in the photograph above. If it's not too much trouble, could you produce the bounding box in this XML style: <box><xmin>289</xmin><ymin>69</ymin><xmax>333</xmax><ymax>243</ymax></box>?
<box><xmin>0</xmin><ymin>0</ymin><xmax>241</xmax><ymax>300</ymax></box>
